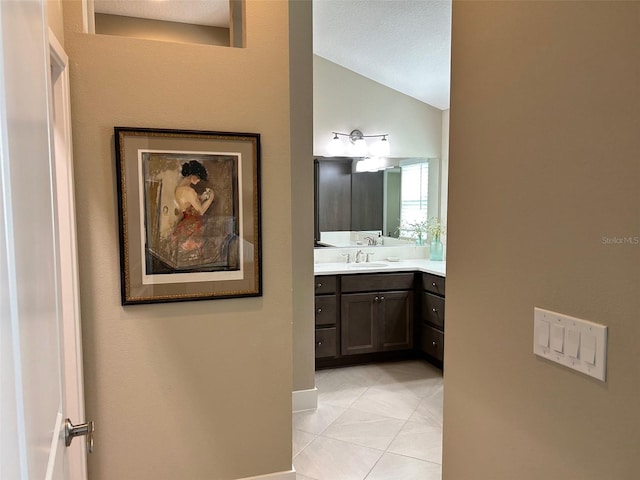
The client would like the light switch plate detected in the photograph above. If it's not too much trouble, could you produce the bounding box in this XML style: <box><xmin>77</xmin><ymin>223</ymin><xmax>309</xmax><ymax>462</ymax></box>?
<box><xmin>534</xmin><ymin>307</ymin><xmax>607</xmax><ymax>382</ymax></box>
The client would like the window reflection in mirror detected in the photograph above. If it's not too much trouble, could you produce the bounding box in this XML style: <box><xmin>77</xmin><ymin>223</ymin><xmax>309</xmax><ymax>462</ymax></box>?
<box><xmin>314</xmin><ymin>157</ymin><xmax>440</xmax><ymax>248</ymax></box>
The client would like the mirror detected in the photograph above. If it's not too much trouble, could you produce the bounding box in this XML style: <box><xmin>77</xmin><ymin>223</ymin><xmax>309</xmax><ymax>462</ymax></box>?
<box><xmin>314</xmin><ymin>157</ymin><xmax>440</xmax><ymax>248</ymax></box>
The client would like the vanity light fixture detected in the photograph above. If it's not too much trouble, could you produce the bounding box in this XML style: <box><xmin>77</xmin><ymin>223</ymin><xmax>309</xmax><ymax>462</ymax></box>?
<box><xmin>327</xmin><ymin>129</ymin><xmax>391</xmax><ymax>157</ymax></box>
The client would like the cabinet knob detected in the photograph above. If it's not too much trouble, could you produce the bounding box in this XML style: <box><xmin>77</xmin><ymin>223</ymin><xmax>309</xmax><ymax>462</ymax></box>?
<box><xmin>432</xmin><ymin>282</ymin><xmax>437</xmax><ymax>287</ymax></box>
<box><xmin>316</xmin><ymin>341</ymin><xmax>323</xmax><ymax>347</ymax></box>
<box><xmin>316</xmin><ymin>283</ymin><xmax>323</xmax><ymax>288</ymax></box>
<box><xmin>317</xmin><ymin>308</ymin><xmax>322</xmax><ymax>313</ymax></box>
<box><xmin>432</xmin><ymin>341</ymin><xmax>437</xmax><ymax>347</ymax></box>
<box><xmin>374</xmin><ymin>296</ymin><xmax>379</xmax><ymax>302</ymax></box>
<box><xmin>432</xmin><ymin>308</ymin><xmax>438</xmax><ymax>313</ymax></box>
<box><xmin>380</xmin><ymin>296</ymin><xmax>385</xmax><ymax>301</ymax></box>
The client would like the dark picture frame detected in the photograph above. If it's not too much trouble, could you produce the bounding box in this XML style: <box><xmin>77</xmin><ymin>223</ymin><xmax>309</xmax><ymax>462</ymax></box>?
<box><xmin>114</xmin><ymin>127</ymin><xmax>262</xmax><ymax>304</ymax></box>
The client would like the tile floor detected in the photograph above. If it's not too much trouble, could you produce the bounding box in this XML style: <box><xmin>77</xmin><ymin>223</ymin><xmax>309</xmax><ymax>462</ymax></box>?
<box><xmin>293</xmin><ymin>360</ymin><xmax>443</xmax><ymax>480</ymax></box>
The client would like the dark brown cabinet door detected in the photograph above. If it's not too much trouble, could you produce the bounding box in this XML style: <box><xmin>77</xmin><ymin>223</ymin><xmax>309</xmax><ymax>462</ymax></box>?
<box><xmin>315</xmin><ymin>159</ymin><xmax>352</xmax><ymax>237</ymax></box>
<box><xmin>379</xmin><ymin>291</ymin><xmax>413</xmax><ymax>351</ymax></box>
<box><xmin>315</xmin><ymin>295</ymin><xmax>337</xmax><ymax>327</ymax></box>
<box><xmin>315</xmin><ymin>328</ymin><xmax>337</xmax><ymax>358</ymax></box>
<box><xmin>420</xmin><ymin>325</ymin><xmax>444</xmax><ymax>362</ymax></box>
<box><xmin>341</xmin><ymin>291</ymin><xmax>413</xmax><ymax>355</ymax></box>
<box><xmin>341</xmin><ymin>293</ymin><xmax>377</xmax><ymax>355</ymax></box>
<box><xmin>421</xmin><ymin>292</ymin><xmax>445</xmax><ymax>329</ymax></box>
<box><xmin>351</xmin><ymin>171</ymin><xmax>383</xmax><ymax>231</ymax></box>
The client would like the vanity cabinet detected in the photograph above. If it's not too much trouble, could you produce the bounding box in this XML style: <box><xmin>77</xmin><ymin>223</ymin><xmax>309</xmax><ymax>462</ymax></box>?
<box><xmin>419</xmin><ymin>272</ymin><xmax>446</xmax><ymax>364</ymax></box>
<box><xmin>341</xmin><ymin>273</ymin><xmax>414</xmax><ymax>356</ymax></box>
<box><xmin>314</xmin><ymin>270</ymin><xmax>444</xmax><ymax>369</ymax></box>
<box><xmin>314</xmin><ymin>276</ymin><xmax>338</xmax><ymax>358</ymax></box>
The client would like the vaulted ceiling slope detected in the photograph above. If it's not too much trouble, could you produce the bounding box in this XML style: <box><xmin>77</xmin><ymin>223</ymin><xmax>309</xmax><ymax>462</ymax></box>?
<box><xmin>313</xmin><ymin>0</ymin><xmax>452</xmax><ymax>110</ymax></box>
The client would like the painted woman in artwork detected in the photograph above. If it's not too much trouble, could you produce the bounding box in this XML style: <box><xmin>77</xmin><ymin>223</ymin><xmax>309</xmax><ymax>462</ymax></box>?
<box><xmin>171</xmin><ymin>160</ymin><xmax>214</xmax><ymax>258</ymax></box>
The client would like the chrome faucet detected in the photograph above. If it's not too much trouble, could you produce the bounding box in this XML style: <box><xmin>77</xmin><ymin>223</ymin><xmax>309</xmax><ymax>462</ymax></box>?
<box><xmin>364</xmin><ymin>236</ymin><xmax>376</xmax><ymax>246</ymax></box>
<box><xmin>355</xmin><ymin>249</ymin><xmax>365</xmax><ymax>263</ymax></box>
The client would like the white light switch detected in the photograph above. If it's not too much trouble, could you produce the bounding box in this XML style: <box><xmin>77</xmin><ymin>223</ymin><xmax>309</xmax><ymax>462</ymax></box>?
<box><xmin>550</xmin><ymin>324</ymin><xmax>565</xmax><ymax>353</ymax></box>
<box><xmin>565</xmin><ymin>329</ymin><xmax>580</xmax><ymax>358</ymax></box>
<box><xmin>581</xmin><ymin>333</ymin><xmax>597</xmax><ymax>365</ymax></box>
<box><xmin>533</xmin><ymin>307</ymin><xmax>607</xmax><ymax>382</ymax></box>
<box><xmin>536</xmin><ymin>320</ymin><xmax>550</xmax><ymax>348</ymax></box>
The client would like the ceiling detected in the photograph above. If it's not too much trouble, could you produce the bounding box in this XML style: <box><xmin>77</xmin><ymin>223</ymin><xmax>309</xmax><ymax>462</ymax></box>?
<box><xmin>93</xmin><ymin>0</ymin><xmax>230</xmax><ymax>28</ymax></box>
<box><xmin>313</xmin><ymin>0</ymin><xmax>452</xmax><ymax>110</ymax></box>
<box><xmin>93</xmin><ymin>0</ymin><xmax>452</xmax><ymax>110</ymax></box>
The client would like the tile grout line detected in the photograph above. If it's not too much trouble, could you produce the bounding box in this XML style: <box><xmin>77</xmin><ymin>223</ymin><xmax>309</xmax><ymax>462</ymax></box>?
<box><xmin>295</xmin><ymin>362</ymin><xmax>443</xmax><ymax>479</ymax></box>
<box><xmin>360</xmin><ymin>374</ymin><xmax>436</xmax><ymax>480</ymax></box>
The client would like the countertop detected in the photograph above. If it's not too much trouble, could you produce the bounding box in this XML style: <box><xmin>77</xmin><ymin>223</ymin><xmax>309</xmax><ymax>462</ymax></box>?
<box><xmin>314</xmin><ymin>258</ymin><xmax>446</xmax><ymax>277</ymax></box>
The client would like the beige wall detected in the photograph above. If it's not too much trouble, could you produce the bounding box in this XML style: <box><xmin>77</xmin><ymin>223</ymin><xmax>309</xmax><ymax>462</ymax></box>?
<box><xmin>47</xmin><ymin>0</ymin><xmax>64</xmax><ymax>43</ymax></box>
<box><xmin>445</xmin><ymin>2</ymin><xmax>640</xmax><ymax>479</ymax></box>
<box><xmin>289</xmin><ymin>1</ymin><xmax>315</xmax><ymax>393</ymax></box>
<box><xmin>313</xmin><ymin>55</ymin><xmax>443</xmax><ymax>158</ymax></box>
<box><xmin>63</xmin><ymin>1</ymin><xmax>295</xmax><ymax>479</ymax></box>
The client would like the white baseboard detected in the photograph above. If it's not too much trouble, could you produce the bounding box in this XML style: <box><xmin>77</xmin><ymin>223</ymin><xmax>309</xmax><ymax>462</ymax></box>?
<box><xmin>239</xmin><ymin>467</ymin><xmax>296</xmax><ymax>480</ymax></box>
<box><xmin>292</xmin><ymin>387</ymin><xmax>318</xmax><ymax>412</ymax></box>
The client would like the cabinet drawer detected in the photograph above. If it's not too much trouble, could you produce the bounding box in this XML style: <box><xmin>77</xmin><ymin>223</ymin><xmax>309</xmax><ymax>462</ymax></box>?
<box><xmin>420</xmin><ymin>325</ymin><xmax>444</xmax><ymax>362</ymax></box>
<box><xmin>315</xmin><ymin>327</ymin><xmax>337</xmax><ymax>358</ymax></box>
<box><xmin>422</xmin><ymin>292</ymin><xmax>445</xmax><ymax>329</ymax></box>
<box><xmin>315</xmin><ymin>295</ymin><xmax>337</xmax><ymax>326</ymax></box>
<box><xmin>341</xmin><ymin>273</ymin><xmax>414</xmax><ymax>293</ymax></box>
<box><xmin>315</xmin><ymin>276</ymin><xmax>337</xmax><ymax>294</ymax></box>
<box><xmin>422</xmin><ymin>273</ymin><xmax>445</xmax><ymax>296</ymax></box>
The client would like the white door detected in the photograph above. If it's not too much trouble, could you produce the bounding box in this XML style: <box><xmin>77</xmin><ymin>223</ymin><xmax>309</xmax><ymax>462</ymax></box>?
<box><xmin>0</xmin><ymin>1</ymin><xmax>87</xmax><ymax>479</ymax></box>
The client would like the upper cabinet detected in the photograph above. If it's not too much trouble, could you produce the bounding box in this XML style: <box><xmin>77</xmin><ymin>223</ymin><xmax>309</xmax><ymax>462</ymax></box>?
<box><xmin>314</xmin><ymin>158</ymin><xmax>384</xmax><ymax>244</ymax></box>
<box><xmin>351</xmin><ymin>170</ymin><xmax>384</xmax><ymax>231</ymax></box>
<box><xmin>315</xmin><ymin>158</ymin><xmax>351</xmax><ymax>234</ymax></box>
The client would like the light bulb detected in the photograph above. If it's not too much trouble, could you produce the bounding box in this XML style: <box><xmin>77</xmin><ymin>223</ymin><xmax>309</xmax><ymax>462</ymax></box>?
<box><xmin>351</xmin><ymin>138</ymin><xmax>368</xmax><ymax>157</ymax></box>
<box><xmin>327</xmin><ymin>133</ymin><xmax>343</xmax><ymax>156</ymax></box>
<box><xmin>370</xmin><ymin>136</ymin><xmax>390</xmax><ymax>157</ymax></box>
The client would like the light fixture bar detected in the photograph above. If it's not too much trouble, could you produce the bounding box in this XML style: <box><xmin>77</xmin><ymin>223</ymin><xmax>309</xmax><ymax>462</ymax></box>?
<box><xmin>327</xmin><ymin>129</ymin><xmax>391</xmax><ymax>157</ymax></box>
<box><xmin>331</xmin><ymin>130</ymin><xmax>389</xmax><ymax>141</ymax></box>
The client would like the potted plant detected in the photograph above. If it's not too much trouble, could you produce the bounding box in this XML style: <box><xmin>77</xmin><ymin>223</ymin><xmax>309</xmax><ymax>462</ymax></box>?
<box><xmin>398</xmin><ymin>217</ymin><xmax>429</xmax><ymax>245</ymax></box>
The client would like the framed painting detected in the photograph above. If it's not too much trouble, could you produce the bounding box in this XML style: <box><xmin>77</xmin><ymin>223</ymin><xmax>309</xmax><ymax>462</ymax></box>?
<box><xmin>114</xmin><ymin>127</ymin><xmax>261</xmax><ymax>304</ymax></box>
